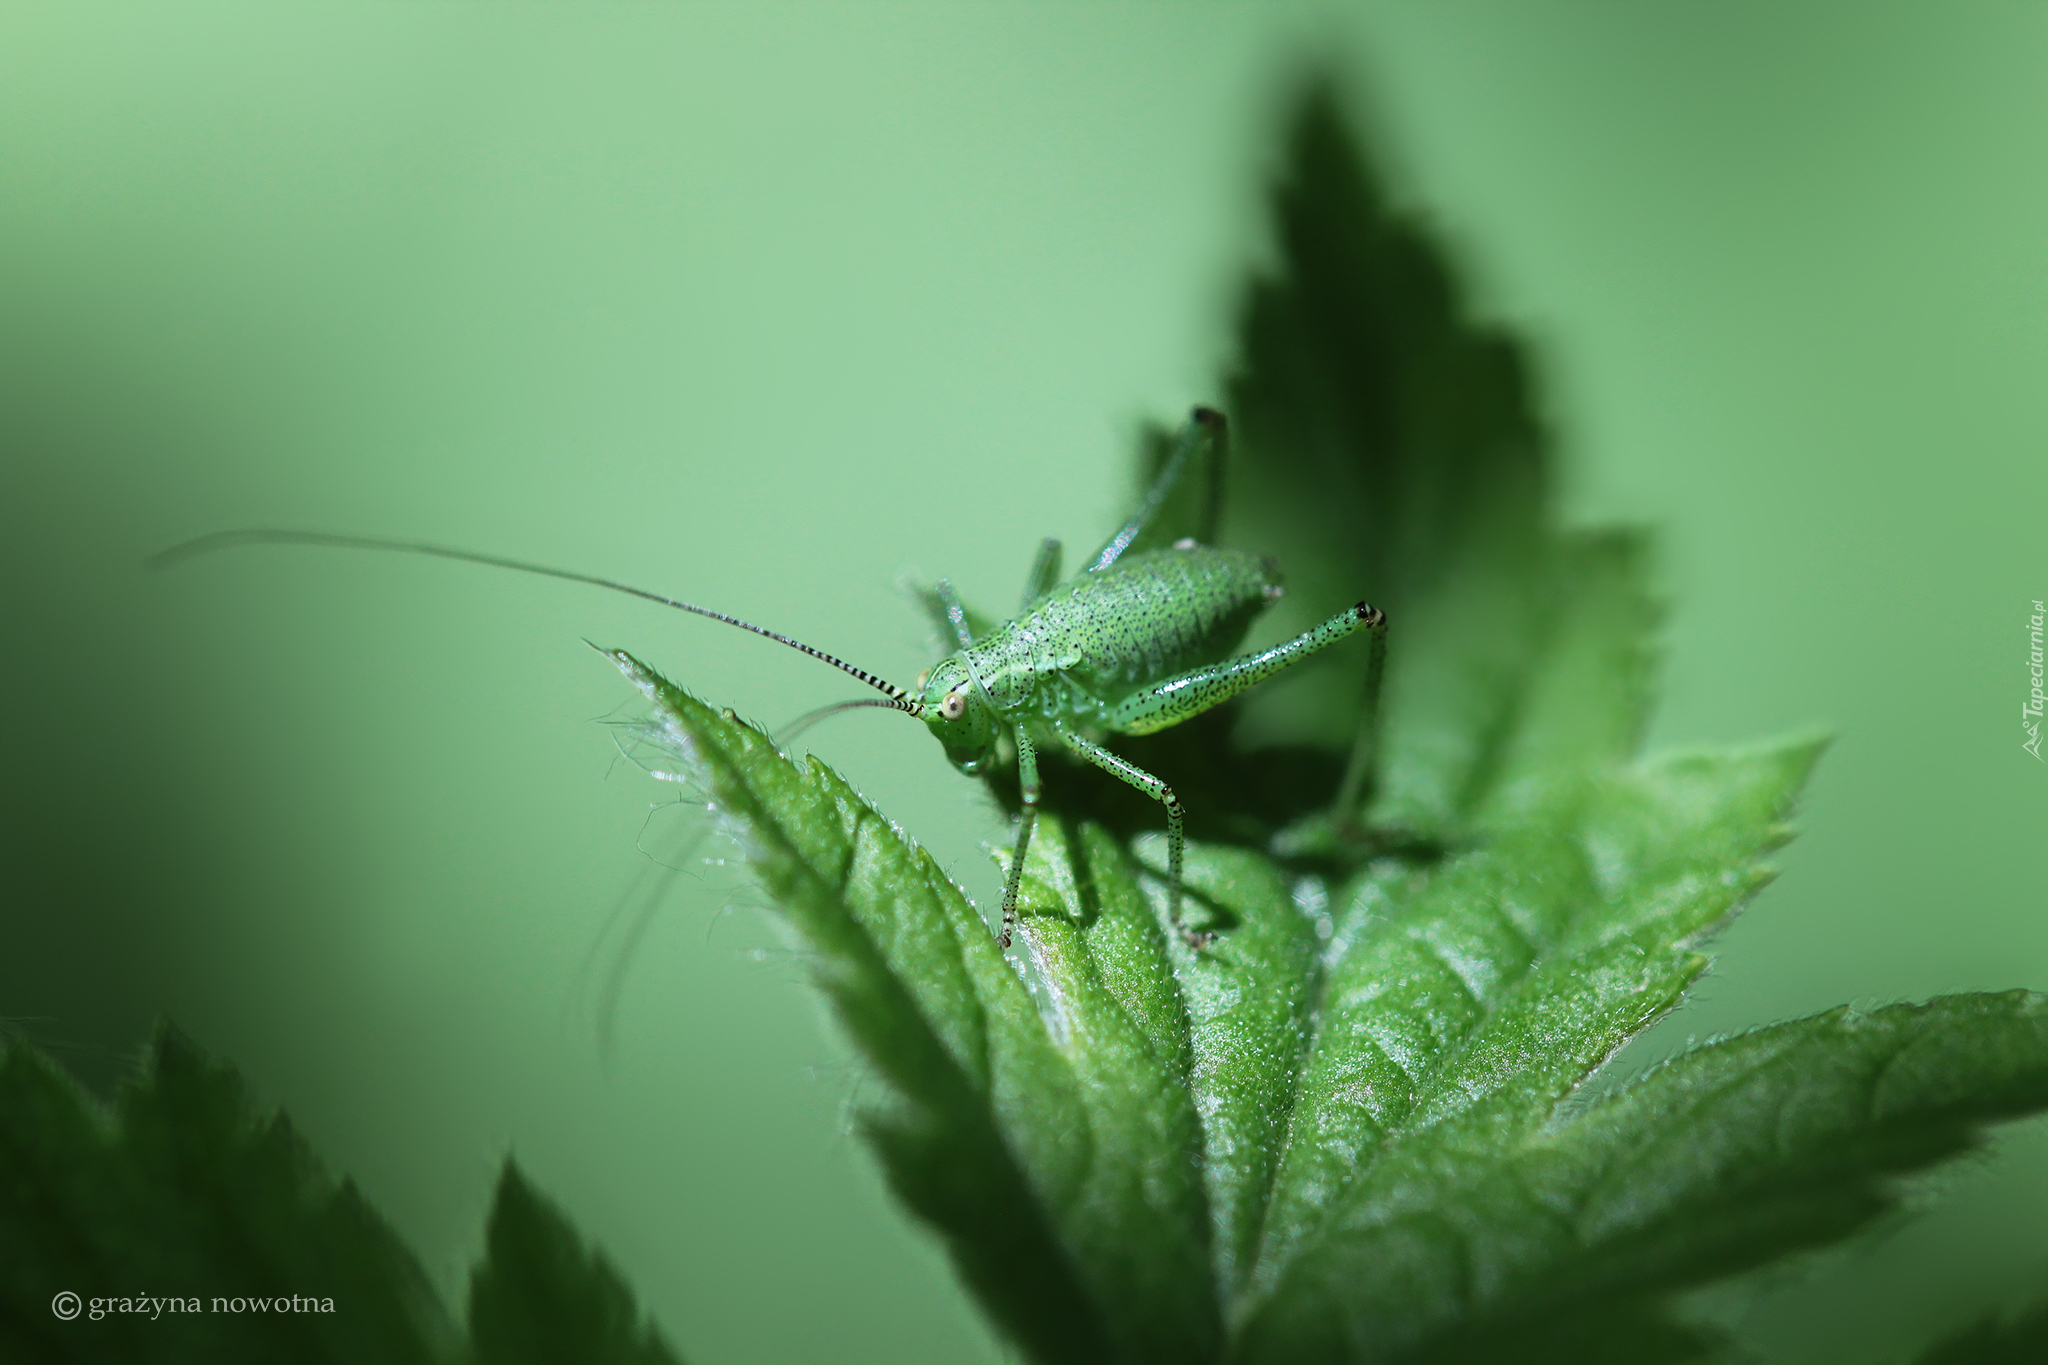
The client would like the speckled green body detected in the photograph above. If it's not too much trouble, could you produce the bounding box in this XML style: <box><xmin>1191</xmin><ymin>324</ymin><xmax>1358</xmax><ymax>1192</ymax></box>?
<box><xmin>964</xmin><ymin>545</ymin><xmax>1282</xmax><ymax>731</ymax></box>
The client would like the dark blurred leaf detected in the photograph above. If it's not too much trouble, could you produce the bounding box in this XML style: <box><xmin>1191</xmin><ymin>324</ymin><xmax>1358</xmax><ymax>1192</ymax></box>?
<box><xmin>1228</xmin><ymin>82</ymin><xmax>1548</xmax><ymax>619</ymax></box>
<box><xmin>470</xmin><ymin>1162</ymin><xmax>683</xmax><ymax>1365</ymax></box>
<box><xmin>1908</xmin><ymin>1289</ymin><xmax>2048</xmax><ymax>1365</ymax></box>
<box><xmin>1224</xmin><ymin>80</ymin><xmax>1552</xmax><ymax>839</ymax></box>
<box><xmin>0</xmin><ymin>1028</ymin><xmax>679</xmax><ymax>1365</ymax></box>
<box><xmin>0</xmin><ymin>1025</ymin><xmax>452</xmax><ymax>1365</ymax></box>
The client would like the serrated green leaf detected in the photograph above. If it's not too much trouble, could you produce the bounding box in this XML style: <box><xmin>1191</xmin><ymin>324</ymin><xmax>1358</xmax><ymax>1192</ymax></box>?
<box><xmin>613</xmin><ymin>657</ymin><xmax>1868</xmax><ymax>1364</ymax></box>
<box><xmin>609</xmin><ymin>651</ymin><xmax>1220</xmax><ymax>1363</ymax></box>
<box><xmin>0</xmin><ymin>1024</ymin><xmax>453</xmax><ymax>1365</ymax></box>
<box><xmin>594</xmin><ymin>74</ymin><xmax>2048</xmax><ymax>1365</ymax></box>
<box><xmin>1171</xmin><ymin>845</ymin><xmax>1321</xmax><ymax>1305</ymax></box>
<box><xmin>469</xmin><ymin>1161</ymin><xmax>683</xmax><ymax>1365</ymax></box>
<box><xmin>1014</xmin><ymin>816</ymin><xmax>1325</xmax><ymax>1311</ymax></box>
<box><xmin>1003</xmin><ymin>817</ymin><xmax>1214</xmax><ymax>1339</ymax></box>
<box><xmin>0</xmin><ymin>1029</ymin><xmax>683</xmax><ymax>1365</ymax></box>
<box><xmin>1237</xmin><ymin>993</ymin><xmax>2048</xmax><ymax>1364</ymax></box>
<box><xmin>1241</xmin><ymin>740</ymin><xmax>1824</xmax><ymax>1325</ymax></box>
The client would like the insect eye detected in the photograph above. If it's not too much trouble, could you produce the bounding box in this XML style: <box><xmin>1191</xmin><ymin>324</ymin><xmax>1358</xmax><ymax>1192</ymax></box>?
<box><xmin>940</xmin><ymin>691</ymin><xmax>967</xmax><ymax>721</ymax></box>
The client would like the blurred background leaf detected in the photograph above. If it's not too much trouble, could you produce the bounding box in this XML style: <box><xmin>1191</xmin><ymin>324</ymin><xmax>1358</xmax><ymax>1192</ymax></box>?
<box><xmin>0</xmin><ymin>1028</ymin><xmax>682</xmax><ymax>1365</ymax></box>
<box><xmin>1907</xmin><ymin>1291</ymin><xmax>2048</xmax><ymax>1365</ymax></box>
<box><xmin>470</xmin><ymin>1163</ymin><xmax>684</xmax><ymax>1365</ymax></box>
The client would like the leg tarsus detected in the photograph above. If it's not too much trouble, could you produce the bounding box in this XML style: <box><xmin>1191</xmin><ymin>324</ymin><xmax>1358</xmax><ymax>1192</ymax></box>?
<box><xmin>998</xmin><ymin>729</ymin><xmax>1039</xmax><ymax>949</ymax></box>
<box><xmin>1047</xmin><ymin>721</ymin><xmax>1199</xmax><ymax>945</ymax></box>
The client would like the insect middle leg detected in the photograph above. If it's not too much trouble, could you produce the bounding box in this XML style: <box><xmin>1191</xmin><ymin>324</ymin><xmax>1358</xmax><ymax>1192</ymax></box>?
<box><xmin>1042</xmin><ymin>720</ymin><xmax>1200</xmax><ymax>945</ymax></box>
<box><xmin>997</xmin><ymin>728</ymin><xmax>1039</xmax><ymax>949</ymax></box>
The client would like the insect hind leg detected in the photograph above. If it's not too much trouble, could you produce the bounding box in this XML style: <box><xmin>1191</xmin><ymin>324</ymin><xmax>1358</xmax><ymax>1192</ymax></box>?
<box><xmin>1047</xmin><ymin>721</ymin><xmax>1203</xmax><ymax>948</ymax></box>
<box><xmin>1330</xmin><ymin>604</ymin><xmax>1391</xmax><ymax>828</ymax></box>
<box><xmin>1108</xmin><ymin>601</ymin><xmax>1386</xmax><ymax>737</ymax></box>
<box><xmin>1085</xmin><ymin>407</ymin><xmax>1228</xmax><ymax>572</ymax></box>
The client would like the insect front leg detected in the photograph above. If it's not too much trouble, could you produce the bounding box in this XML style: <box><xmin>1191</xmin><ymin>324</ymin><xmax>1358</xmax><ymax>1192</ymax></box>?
<box><xmin>1045</xmin><ymin>720</ymin><xmax>1199</xmax><ymax>948</ymax></box>
<box><xmin>997</xmin><ymin>727</ymin><xmax>1039</xmax><ymax>949</ymax></box>
<box><xmin>933</xmin><ymin>578</ymin><xmax>976</xmax><ymax>649</ymax></box>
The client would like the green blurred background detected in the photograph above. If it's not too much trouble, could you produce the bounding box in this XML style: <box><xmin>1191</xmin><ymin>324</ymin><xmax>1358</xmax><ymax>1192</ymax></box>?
<box><xmin>3</xmin><ymin>5</ymin><xmax>2043</xmax><ymax>1361</ymax></box>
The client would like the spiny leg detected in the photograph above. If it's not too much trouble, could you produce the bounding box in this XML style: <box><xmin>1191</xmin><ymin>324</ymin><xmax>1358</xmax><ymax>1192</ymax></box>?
<box><xmin>1086</xmin><ymin>407</ymin><xmax>1228</xmax><ymax>571</ymax></box>
<box><xmin>1046</xmin><ymin>721</ymin><xmax>1199</xmax><ymax>948</ymax></box>
<box><xmin>1089</xmin><ymin>601</ymin><xmax>1385</xmax><ymax>937</ymax></box>
<box><xmin>998</xmin><ymin>727</ymin><xmax>1040</xmax><ymax>949</ymax></box>
<box><xmin>1107</xmin><ymin>601</ymin><xmax>1387</xmax><ymax>736</ymax></box>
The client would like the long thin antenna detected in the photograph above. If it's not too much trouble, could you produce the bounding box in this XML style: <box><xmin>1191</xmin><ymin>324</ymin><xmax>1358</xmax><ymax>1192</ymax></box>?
<box><xmin>772</xmin><ymin>698</ymin><xmax>907</xmax><ymax>748</ymax></box>
<box><xmin>150</xmin><ymin>528</ymin><xmax>924</xmax><ymax>714</ymax></box>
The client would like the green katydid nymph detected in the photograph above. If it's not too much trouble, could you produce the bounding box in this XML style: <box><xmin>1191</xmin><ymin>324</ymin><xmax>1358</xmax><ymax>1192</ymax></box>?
<box><xmin>152</xmin><ymin>407</ymin><xmax>1387</xmax><ymax>950</ymax></box>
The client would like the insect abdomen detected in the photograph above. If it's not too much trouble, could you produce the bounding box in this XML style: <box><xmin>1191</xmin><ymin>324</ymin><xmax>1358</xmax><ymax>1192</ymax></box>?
<box><xmin>969</xmin><ymin>546</ymin><xmax>1280</xmax><ymax>711</ymax></box>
